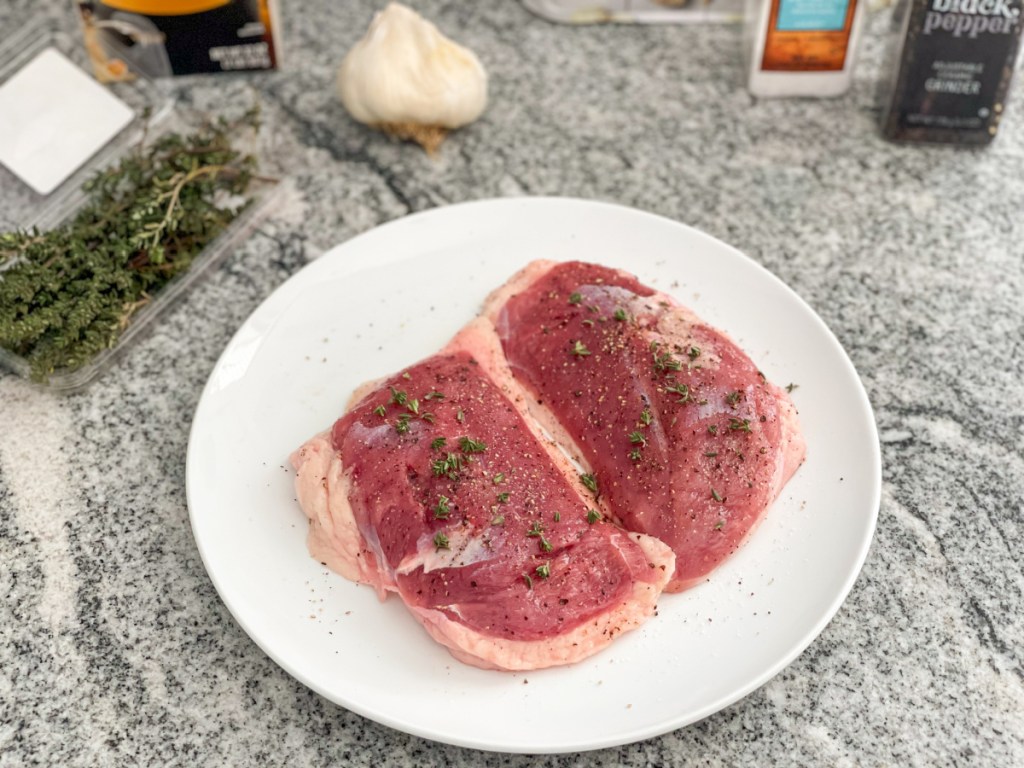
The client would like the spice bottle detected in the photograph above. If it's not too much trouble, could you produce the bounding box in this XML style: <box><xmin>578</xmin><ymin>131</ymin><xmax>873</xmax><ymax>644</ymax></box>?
<box><xmin>745</xmin><ymin>0</ymin><xmax>867</xmax><ymax>97</ymax></box>
<box><xmin>880</xmin><ymin>0</ymin><xmax>1024</xmax><ymax>145</ymax></box>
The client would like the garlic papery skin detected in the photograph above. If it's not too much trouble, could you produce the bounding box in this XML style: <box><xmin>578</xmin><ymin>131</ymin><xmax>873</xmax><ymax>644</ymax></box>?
<box><xmin>336</xmin><ymin>3</ymin><xmax>488</xmax><ymax>153</ymax></box>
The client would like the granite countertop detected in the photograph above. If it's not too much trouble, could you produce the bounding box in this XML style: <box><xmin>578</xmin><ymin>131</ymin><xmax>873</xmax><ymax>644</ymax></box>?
<box><xmin>2</xmin><ymin>1</ymin><xmax>1022</xmax><ymax>764</ymax></box>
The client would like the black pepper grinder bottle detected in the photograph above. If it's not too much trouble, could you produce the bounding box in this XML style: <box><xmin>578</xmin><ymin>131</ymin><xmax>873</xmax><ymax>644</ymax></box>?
<box><xmin>881</xmin><ymin>0</ymin><xmax>1024</xmax><ymax>145</ymax></box>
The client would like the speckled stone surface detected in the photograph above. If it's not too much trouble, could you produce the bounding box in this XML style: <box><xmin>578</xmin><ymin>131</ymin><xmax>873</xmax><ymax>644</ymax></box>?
<box><xmin>1</xmin><ymin>1</ymin><xmax>1022</xmax><ymax>765</ymax></box>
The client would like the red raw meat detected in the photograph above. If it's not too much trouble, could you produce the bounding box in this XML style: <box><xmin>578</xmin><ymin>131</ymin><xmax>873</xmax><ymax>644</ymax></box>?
<box><xmin>487</xmin><ymin>261</ymin><xmax>805</xmax><ymax>591</ymax></box>
<box><xmin>292</xmin><ymin>319</ymin><xmax>674</xmax><ymax>671</ymax></box>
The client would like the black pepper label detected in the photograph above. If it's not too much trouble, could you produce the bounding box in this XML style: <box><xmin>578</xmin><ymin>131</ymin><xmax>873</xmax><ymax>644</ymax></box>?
<box><xmin>883</xmin><ymin>0</ymin><xmax>1024</xmax><ymax>144</ymax></box>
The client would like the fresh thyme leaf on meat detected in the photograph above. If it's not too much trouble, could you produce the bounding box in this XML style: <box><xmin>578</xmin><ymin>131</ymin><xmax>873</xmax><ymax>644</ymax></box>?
<box><xmin>0</xmin><ymin>109</ymin><xmax>261</xmax><ymax>381</ymax></box>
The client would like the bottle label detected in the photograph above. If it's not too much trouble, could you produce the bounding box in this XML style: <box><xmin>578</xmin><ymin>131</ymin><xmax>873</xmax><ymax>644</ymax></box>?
<box><xmin>883</xmin><ymin>0</ymin><xmax>1023</xmax><ymax>143</ymax></box>
<box><xmin>762</xmin><ymin>0</ymin><xmax>858</xmax><ymax>71</ymax></box>
<box><xmin>777</xmin><ymin>0</ymin><xmax>850</xmax><ymax>30</ymax></box>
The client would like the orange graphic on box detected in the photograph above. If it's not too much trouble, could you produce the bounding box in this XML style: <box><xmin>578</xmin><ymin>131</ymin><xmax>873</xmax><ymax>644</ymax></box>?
<box><xmin>761</xmin><ymin>0</ymin><xmax>858</xmax><ymax>72</ymax></box>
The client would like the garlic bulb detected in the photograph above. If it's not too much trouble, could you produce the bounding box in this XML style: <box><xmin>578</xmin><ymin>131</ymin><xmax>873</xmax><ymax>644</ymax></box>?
<box><xmin>336</xmin><ymin>3</ymin><xmax>488</xmax><ymax>153</ymax></box>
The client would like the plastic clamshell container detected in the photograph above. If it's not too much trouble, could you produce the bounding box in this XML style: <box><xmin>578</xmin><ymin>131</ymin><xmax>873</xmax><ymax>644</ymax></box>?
<box><xmin>0</xmin><ymin>21</ymin><xmax>282</xmax><ymax>393</ymax></box>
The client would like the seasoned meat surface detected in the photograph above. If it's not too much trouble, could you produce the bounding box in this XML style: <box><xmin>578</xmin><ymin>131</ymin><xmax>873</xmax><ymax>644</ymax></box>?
<box><xmin>488</xmin><ymin>261</ymin><xmax>805</xmax><ymax>591</ymax></box>
<box><xmin>292</xmin><ymin>318</ymin><xmax>674</xmax><ymax>670</ymax></box>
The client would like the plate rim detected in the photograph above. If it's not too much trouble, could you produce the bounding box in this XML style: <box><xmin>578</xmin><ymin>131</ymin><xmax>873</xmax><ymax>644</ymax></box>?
<box><xmin>186</xmin><ymin>196</ymin><xmax>881</xmax><ymax>753</ymax></box>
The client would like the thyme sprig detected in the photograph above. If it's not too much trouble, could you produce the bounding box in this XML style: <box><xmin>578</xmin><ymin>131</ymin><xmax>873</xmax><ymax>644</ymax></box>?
<box><xmin>0</xmin><ymin>110</ymin><xmax>261</xmax><ymax>380</ymax></box>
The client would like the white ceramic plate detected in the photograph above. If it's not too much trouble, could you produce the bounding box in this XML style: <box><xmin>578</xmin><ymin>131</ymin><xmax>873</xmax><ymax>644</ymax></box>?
<box><xmin>187</xmin><ymin>198</ymin><xmax>880</xmax><ymax>754</ymax></box>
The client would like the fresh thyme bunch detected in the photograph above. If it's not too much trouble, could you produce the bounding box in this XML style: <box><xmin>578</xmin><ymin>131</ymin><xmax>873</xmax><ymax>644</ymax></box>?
<box><xmin>0</xmin><ymin>109</ymin><xmax>260</xmax><ymax>381</ymax></box>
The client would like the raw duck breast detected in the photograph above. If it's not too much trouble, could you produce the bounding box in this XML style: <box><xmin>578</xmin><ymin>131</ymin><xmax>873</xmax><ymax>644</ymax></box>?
<box><xmin>291</xmin><ymin>318</ymin><xmax>675</xmax><ymax>671</ymax></box>
<box><xmin>487</xmin><ymin>261</ymin><xmax>806</xmax><ymax>592</ymax></box>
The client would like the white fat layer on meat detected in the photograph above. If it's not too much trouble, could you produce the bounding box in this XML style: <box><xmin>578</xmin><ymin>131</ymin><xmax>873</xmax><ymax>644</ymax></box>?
<box><xmin>410</xmin><ymin>532</ymin><xmax>675</xmax><ymax>671</ymax></box>
<box><xmin>291</xmin><ymin>434</ymin><xmax>390</xmax><ymax>598</ymax></box>
<box><xmin>638</xmin><ymin>304</ymin><xmax>723</xmax><ymax>369</ymax></box>
<box><xmin>348</xmin><ymin>419</ymin><xmax>399</xmax><ymax>449</ymax></box>
<box><xmin>397</xmin><ymin>528</ymin><xmax>496</xmax><ymax>575</ymax></box>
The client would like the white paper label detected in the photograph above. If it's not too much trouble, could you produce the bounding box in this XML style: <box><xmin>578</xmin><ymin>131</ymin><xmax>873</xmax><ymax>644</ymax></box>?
<box><xmin>0</xmin><ymin>48</ymin><xmax>134</xmax><ymax>196</ymax></box>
